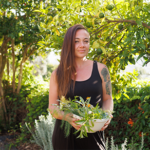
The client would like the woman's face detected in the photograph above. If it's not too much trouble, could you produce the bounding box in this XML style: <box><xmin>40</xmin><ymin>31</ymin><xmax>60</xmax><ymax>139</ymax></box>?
<box><xmin>74</xmin><ymin>29</ymin><xmax>90</xmax><ymax>59</ymax></box>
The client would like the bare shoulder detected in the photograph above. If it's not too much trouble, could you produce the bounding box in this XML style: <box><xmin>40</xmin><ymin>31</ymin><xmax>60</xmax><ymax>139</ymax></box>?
<box><xmin>50</xmin><ymin>69</ymin><xmax>58</xmax><ymax>82</ymax></box>
<box><xmin>97</xmin><ymin>62</ymin><xmax>109</xmax><ymax>72</ymax></box>
<box><xmin>97</xmin><ymin>62</ymin><xmax>110</xmax><ymax>82</ymax></box>
<box><xmin>51</xmin><ymin>68</ymin><xmax>57</xmax><ymax>77</ymax></box>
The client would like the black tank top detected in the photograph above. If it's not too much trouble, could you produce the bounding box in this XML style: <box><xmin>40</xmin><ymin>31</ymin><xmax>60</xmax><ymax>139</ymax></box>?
<box><xmin>66</xmin><ymin>61</ymin><xmax>103</xmax><ymax>107</ymax></box>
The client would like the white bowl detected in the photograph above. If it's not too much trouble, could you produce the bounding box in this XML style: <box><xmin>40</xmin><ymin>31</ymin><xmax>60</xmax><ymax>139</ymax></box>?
<box><xmin>73</xmin><ymin>114</ymin><xmax>109</xmax><ymax>133</ymax></box>
<box><xmin>87</xmin><ymin>118</ymin><xmax>109</xmax><ymax>133</ymax></box>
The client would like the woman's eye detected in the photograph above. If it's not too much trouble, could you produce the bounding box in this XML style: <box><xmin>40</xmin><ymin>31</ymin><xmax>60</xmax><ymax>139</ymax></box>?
<box><xmin>84</xmin><ymin>41</ymin><xmax>88</xmax><ymax>43</ymax></box>
<box><xmin>75</xmin><ymin>41</ymin><xmax>79</xmax><ymax>43</ymax></box>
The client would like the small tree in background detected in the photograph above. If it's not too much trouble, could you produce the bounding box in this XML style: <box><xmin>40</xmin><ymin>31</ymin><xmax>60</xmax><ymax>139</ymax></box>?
<box><xmin>0</xmin><ymin>0</ymin><xmax>55</xmax><ymax>127</ymax></box>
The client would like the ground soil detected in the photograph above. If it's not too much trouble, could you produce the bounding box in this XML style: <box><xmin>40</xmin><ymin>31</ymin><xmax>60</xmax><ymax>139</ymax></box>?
<box><xmin>0</xmin><ymin>133</ymin><xmax>42</xmax><ymax>150</ymax></box>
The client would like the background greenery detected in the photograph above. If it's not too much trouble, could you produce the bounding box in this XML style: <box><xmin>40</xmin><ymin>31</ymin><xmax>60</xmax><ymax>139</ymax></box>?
<box><xmin>105</xmin><ymin>80</ymin><xmax>150</xmax><ymax>149</ymax></box>
<box><xmin>0</xmin><ymin>0</ymin><xmax>150</xmax><ymax>149</ymax></box>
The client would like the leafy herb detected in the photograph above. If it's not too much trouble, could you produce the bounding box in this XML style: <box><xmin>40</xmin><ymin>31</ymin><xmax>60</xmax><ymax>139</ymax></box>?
<box><xmin>49</xmin><ymin>96</ymin><xmax>113</xmax><ymax>138</ymax></box>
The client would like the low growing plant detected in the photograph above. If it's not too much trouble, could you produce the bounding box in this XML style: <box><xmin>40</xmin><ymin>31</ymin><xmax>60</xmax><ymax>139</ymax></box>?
<box><xmin>25</xmin><ymin>112</ymin><xmax>55</xmax><ymax>150</ymax></box>
<box><xmin>105</xmin><ymin>132</ymin><xmax>144</xmax><ymax>150</ymax></box>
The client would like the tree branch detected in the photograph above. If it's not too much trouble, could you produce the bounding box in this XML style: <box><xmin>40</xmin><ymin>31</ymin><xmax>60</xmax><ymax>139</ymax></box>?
<box><xmin>106</xmin><ymin>24</ymin><xmax>129</xmax><ymax>47</ymax></box>
<box><xmin>16</xmin><ymin>43</ymin><xmax>32</xmax><ymax>94</ymax></box>
<box><xmin>91</xmin><ymin>23</ymin><xmax>117</xmax><ymax>36</ymax></box>
<box><xmin>105</xmin><ymin>18</ymin><xmax>150</xmax><ymax>29</ymax></box>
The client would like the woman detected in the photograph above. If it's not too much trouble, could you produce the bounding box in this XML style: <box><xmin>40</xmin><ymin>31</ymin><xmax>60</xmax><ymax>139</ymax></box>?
<box><xmin>49</xmin><ymin>24</ymin><xmax>113</xmax><ymax>150</ymax></box>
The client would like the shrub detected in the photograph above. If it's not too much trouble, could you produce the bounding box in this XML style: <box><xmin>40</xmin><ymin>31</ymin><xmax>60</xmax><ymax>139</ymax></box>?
<box><xmin>26</xmin><ymin>112</ymin><xmax>55</xmax><ymax>150</ymax></box>
<box><xmin>1</xmin><ymin>81</ymin><xmax>31</xmax><ymax>132</ymax></box>
<box><xmin>16</xmin><ymin>79</ymin><xmax>49</xmax><ymax>144</ymax></box>
<box><xmin>105</xmin><ymin>80</ymin><xmax>150</xmax><ymax>149</ymax></box>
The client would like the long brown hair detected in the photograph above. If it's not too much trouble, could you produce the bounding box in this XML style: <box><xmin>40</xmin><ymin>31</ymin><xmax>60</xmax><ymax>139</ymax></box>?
<box><xmin>56</xmin><ymin>24</ymin><xmax>88</xmax><ymax>98</ymax></box>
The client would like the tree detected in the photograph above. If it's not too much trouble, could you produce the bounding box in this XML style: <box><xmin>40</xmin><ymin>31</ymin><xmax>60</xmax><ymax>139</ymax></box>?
<box><xmin>39</xmin><ymin>0</ymin><xmax>150</xmax><ymax>96</ymax></box>
<box><xmin>0</xmin><ymin>0</ymin><xmax>53</xmax><ymax>124</ymax></box>
<box><xmin>1</xmin><ymin>0</ymin><xmax>150</xmax><ymax>126</ymax></box>
<box><xmin>42</xmin><ymin>0</ymin><xmax>150</xmax><ymax>67</ymax></box>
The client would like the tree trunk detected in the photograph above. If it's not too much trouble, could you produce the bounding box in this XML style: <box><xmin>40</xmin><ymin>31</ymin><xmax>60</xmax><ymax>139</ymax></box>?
<box><xmin>12</xmin><ymin>39</ymin><xmax>16</xmax><ymax>93</ymax></box>
<box><xmin>16</xmin><ymin>44</ymin><xmax>30</xmax><ymax>94</ymax></box>
<box><xmin>0</xmin><ymin>78</ymin><xmax>5</xmax><ymax>124</ymax></box>
<box><xmin>7</xmin><ymin>58</ymin><xmax>9</xmax><ymax>81</ymax></box>
<box><xmin>17</xmin><ymin>62</ymin><xmax>23</xmax><ymax>94</ymax></box>
<box><xmin>0</xmin><ymin>36</ymin><xmax>11</xmax><ymax>123</ymax></box>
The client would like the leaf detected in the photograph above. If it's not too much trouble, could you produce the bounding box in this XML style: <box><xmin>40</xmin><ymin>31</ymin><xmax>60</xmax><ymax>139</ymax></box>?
<box><xmin>79</xmin><ymin>97</ymin><xmax>85</xmax><ymax>107</ymax></box>
<box><xmin>91</xmin><ymin>120</ymin><xmax>94</xmax><ymax>127</ymax></box>
<box><xmin>136</xmin><ymin>53</ymin><xmax>145</xmax><ymax>62</ymax></box>
<box><xmin>92</xmin><ymin>18</ymin><xmax>95</xmax><ymax>26</ymax></box>
<box><xmin>135</xmin><ymin>5</ymin><xmax>141</xmax><ymax>11</ymax></box>
<box><xmin>123</xmin><ymin>93</ymin><xmax>129</xmax><ymax>99</ymax></box>
<box><xmin>124</xmin><ymin>37</ymin><xmax>132</xmax><ymax>43</ymax></box>
<box><xmin>132</xmin><ymin>48</ymin><xmax>139</xmax><ymax>54</ymax></box>
<box><xmin>138</xmin><ymin>43</ymin><xmax>145</xmax><ymax>50</ymax></box>
<box><xmin>142</xmin><ymin>59</ymin><xmax>150</xmax><ymax>67</ymax></box>
<box><xmin>129</xmin><ymin>25</ymin><xmax>133</xmax><ymax>31</ymax></box>
<box><xmin>129</xmin><ymin>58</ymin><xmax>135</xmax><ymax>64</ymax></box>
<box><xmin>56</xmin><ymin>29</ymin><xmax>60</xmax><ymax>36</ymax></box>
<box><xmin>75</xmin><ymin>120</ymin><xmax>85</xmax><ymax>125</ymax></box>
<box><xmin>136</xmin><ymin>19</ymin><xmax>142</xmax><ymax>26</ymax></box>
<box><xmin>40</xmin><ymin>1</ymin><xmax>43</xmax><ymax>10</ymax></box>
<box><xmin>99</xmin><ymin>39</ymin><xmax>107</xmax><ymax>45</ymax></box>
<box><xmin>33</xmin><ymin>10</ymin><xmax>43</xmax><ymax>13</ymax></box>
<box><xmin>92</xmin><ymin>41</ymin><xmax>99</xmax><ymax>49</ymax></box>
<box><xmin>99</xmin><ymin>46</ymin><xmax>106</xmax><ymax>54</ymax></box>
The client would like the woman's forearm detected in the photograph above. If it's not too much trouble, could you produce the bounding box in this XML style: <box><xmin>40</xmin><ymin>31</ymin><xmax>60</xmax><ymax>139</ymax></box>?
<box><xmin>48</xmin><ymin>105</ymin><xmax>72</xmax><ymax>121</ymax></box>
<box><xmin>102</xmin><ymin>99</ymin><xmax>113</xmax><ymax>111</ymax></box>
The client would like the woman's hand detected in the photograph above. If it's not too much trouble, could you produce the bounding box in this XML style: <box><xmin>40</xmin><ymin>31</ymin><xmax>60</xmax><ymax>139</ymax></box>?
<box><xmin>70</xmin><ymin>118</ymin><xmax>82</xmax><ymax>130</ymax></box>
<box><xmin>65</xmin><ymin>114</ymin><xmax>82</xmax><ymax>130</ymax></box>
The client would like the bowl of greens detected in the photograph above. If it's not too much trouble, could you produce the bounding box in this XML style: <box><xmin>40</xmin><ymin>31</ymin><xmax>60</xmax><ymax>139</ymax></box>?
<box><xmin>50</xmin><ymin>96</ymin><xmax>113</xmax><ymax>138</ymax></box>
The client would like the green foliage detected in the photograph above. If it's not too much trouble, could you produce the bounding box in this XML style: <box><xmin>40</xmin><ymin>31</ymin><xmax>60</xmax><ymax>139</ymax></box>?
<box><xmin>41</xmin><ymin>0</ymin><xmax>150</xmax><ymax>67</ymax></box>
<box><xmin>105</xmin><ymin>80</ymin><xmax>150</xmax><ymax>149</ymax></box>
<box><xmin>50</xmin><ymin>96</ymin><xmax>111</xmax><ymax>138</ymax></box>
<box><xmin>2</xmin><ymin>83</ymin><xmax>31</xmax><ymax>131</ymax></box>
<box><xmin>106</xmin><ymin>134</ymin><xmax>144</xmax><ymax>150</ymax></box>
<box><xmin>1</xmin><ymin>62</ymin><xmax>49</xmax><ymax>145</ymax></box>
<box><xmin>43</xmin><ymin>63</ymin><xmax>57</xmax><ymax>81</ymax></box>
<box><xmin>0</xmin><ymin>0</ymin><xmax>53</xmax><ymax>128</ymax></box>
<box><xmin>1</xmin><ymin>61</ymin><xmax>35</xmax><ymax>130</ymax></box>
<box><xmin>16</xmin><ymin>79</ymin><xmax>49</xmax><ymax>144</ymax></box>
<box><xmin>111</xmin><ymin>68</ymin><xmax>138</xmax><ymax>98</ymax></box>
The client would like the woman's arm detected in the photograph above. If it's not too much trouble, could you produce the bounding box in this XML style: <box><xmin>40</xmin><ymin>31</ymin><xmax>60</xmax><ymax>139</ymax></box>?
<box><xmin>98</xmin><ymin>64</ymin><xmax>113</xmax><ymax>111</ymax></box>
<box><xmin>48</xmin><ymin>70</ymin><xmax>64</xmax><ymax>119</ymax></box>
<box><xmin>48</xmin><ymin>70</ymin><xmax>81</xmax><ymax>130</ymax></box>
<box><xmin>98</xmin><ymin>63</ymin><xmax>113</xmax><ymax>131</ymax></box>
